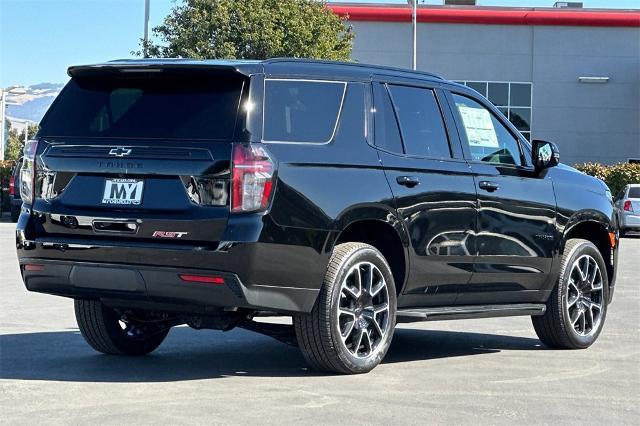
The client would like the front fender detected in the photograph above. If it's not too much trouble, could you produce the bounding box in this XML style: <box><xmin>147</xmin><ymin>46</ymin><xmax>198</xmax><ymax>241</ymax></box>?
<box><xmin>563</xmin><ymin>210</ymin><xmax>616</xmax><ymax>238</ymax></box>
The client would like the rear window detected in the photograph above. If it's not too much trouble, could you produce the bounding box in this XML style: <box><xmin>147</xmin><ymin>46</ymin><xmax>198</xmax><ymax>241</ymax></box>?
<box><xmin>629</xmin><ymin>187</ymin><xmax>640</xmax><ymax>198</ymax></box>
<box><xmin>40</xmin><ymin>75</ymin><xmax>244</xmax><ymax>140</ymax></box>
<box><xmin>263</xmin><ymin>79</ymin><xmax>346</xmax><ymax>143</ymax></box>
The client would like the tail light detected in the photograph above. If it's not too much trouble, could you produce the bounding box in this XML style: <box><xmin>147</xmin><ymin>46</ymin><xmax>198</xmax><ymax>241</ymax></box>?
<box><xmin>623</xmin><ymin>200</ymin><xmax>633</xmax><ymax>212</ymax></box>
<box><xmin>24</xmin><ymin>264</ymin><xmax>45</xmax><ymax>272</ymax></box>
<box><xmin>20</xmin><ymin>140</ymin><xmax>38</xmax><ymax>204</ymax></box>
<box><xmin>9</xmin><ymin>175</ymin><xmax>15</xmax><ymax>196</ymax></box>
<box><xmin>231</xmin><ymin>144</ymin><xmax>275</xmax><ymax>213</ymax></box>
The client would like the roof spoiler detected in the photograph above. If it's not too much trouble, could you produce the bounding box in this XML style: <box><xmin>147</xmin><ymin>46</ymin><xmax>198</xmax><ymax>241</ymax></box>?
<box><xmin>67</xmin><ymin>60</ymin><xmax>261</xmax><ymax>79</ymax></box>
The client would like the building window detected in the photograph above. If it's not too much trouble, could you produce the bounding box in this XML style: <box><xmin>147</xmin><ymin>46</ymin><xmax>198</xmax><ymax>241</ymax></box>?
<box><xmin>455</xmin><ymin>81</ymin><xmax>532</xmax><ymax>141</ymax></box>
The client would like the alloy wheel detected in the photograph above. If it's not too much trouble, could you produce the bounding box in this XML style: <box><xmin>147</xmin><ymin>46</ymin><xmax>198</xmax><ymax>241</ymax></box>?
<box><xmin>336</xmin><ymin>261</ymin><xmax>391</xmax><ymax>358</ymax></box>
<box><xmin>566</xmin><ymin>254</ymin><xmax>604</xmax><ymax>337</ymax></box>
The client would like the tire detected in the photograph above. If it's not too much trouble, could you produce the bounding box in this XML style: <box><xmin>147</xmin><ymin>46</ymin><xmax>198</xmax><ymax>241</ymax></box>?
<box><xmin>294</xmin><ymin>242</ymin><xmax>397</xmax><ymax>374</ymax></box>
<box><xmin>74</xmin><ymin>299</ymin><xmax>169</xmax><ymax>355</ymax></box>
<box><xmin>532</xmin><ymin>239</ymin><xmax>608</xmax><ymax>349</ymax></box>
<box><xmin>619</xmin><ymin>229</ymin><xmax>626</xmax><ymax>238</ymax></box>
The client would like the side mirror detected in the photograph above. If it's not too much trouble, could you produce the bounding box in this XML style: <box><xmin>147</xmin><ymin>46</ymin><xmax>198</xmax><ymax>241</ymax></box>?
<box><xmin>532</xmin><ymin>140</ymin><xmax>560</xmax><ymax>172</ymax></box>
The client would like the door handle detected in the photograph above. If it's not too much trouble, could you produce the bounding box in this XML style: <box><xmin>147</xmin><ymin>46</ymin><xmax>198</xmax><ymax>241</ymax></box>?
<box><xmin>478</xmin><ymin>181</ymin><xmax>499</xmax><ymax>192</ymax></box>
<box><xmin>396</xmin><ymin>176</ymin><xmax>420</xmax><ymax>188</ymax></box>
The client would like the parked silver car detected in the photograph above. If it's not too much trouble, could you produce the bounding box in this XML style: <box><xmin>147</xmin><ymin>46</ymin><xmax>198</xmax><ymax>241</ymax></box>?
<box><xmin>615</xmin><ymin>184</ymin><xmax>640</xmax><ymax>236</ymax></box>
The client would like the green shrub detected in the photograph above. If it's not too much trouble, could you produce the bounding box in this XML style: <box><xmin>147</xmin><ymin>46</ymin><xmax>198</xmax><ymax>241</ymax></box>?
<box><xmin>0</xmin><ymin>161</ymin><xmax>13</xmax><ymax>179</ymax></box>
<box><xmin>575</xmin><ymin>162</ymin><xmax>640</xmax><ymax>195</ymax></box>
<box><xmin>606</xmin><ymin>163</ymin><xmax>640</xmax><ymax>195</ymax></box>
<box><xmin>574</xmin><ymin>162</ymin><xmax>610</xmax><ymax>182</ymax></box>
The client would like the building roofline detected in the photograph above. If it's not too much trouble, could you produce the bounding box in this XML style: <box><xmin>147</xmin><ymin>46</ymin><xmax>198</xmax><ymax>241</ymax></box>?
<box><xmin>327</xmin><ymin>3</ymin><xmax>640</xmax><ymax>28</ymax></box>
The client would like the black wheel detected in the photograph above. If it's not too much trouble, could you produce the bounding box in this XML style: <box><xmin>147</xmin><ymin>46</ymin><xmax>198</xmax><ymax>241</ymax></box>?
<box><xmin>74</xmin><ymin>299</ymin><xmax>170</xmax><ymax>355</ymax></box>
<box><xmin>294</xmin><ymin>242</ymin><xmax>397</xmax><ymax>374</ymax></box>
<box><xmin>10</xmin><ymin>205</ymin><xmax>20</xmax><ymax>223</ymax></box>
<box><xmin>619</xmin><ymin>229</ymin><xmax>626</xmax><ymax>238</ymax></box>
<box><xmin>532</xmin><ymin>239</ymin><xmax>608</xmax><ymax>349</ymax></box>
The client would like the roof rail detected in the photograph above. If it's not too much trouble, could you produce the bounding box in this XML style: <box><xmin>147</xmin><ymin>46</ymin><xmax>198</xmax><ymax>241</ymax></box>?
<box><xmin>265</xmin><ymin>57</ymin><xmax>444</xmax><ymax>80</ymax></box>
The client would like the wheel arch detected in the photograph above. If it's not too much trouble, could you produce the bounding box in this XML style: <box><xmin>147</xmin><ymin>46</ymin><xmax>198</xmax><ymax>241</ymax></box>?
<box><xmin>329</xmin><ymin>207</ymin><xmax>409</xmax><ymax>297</ymax></box>
<box><xmin>562</xmin><ymin>213</ymin><xmax>616</xmax><ymax>298</ymax></box>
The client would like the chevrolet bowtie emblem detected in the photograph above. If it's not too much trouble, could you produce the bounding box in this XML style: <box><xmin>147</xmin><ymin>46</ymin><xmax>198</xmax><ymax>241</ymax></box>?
<box><xmin>108</xmin><ymin>147</ymin><xmax>132</xmax><ymax>157</ymax></box>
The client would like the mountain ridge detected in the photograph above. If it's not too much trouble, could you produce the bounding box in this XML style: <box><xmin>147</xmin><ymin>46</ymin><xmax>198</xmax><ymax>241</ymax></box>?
<box><xmin>4</xmin><ymin>82</ymin><xmax>65</xmax><ymax>125</ymax></box>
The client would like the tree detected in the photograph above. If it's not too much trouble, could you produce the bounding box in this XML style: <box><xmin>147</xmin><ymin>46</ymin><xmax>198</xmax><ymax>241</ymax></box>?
<box><xmin>3</xmin><ymin>121</ymin><xmax>39</xmax><ymax>161</ymax></box>
<box><xmin>138</xmin><ymin>0</ymin><xmax>353</xmax><ymax>61</ymax></box>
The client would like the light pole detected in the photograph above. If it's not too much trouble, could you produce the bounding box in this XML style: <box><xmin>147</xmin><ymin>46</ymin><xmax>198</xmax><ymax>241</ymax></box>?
<box><xmin>0</xmin><ymin>89</ymin><xmax>31</xmax><ymax>161</ymax></box>
<box><xmin>0</xmin><ymin>91</ymin><xmax>19</xmax><ymax>161</ymax></box>
<box><xmin>143</xmin><ymin>0</ymin><xmax>150</xmax><ymax>58</ymax></box>
<box><xmin>408</xmin><ymin>0</ymin><xmax>417</xmax><ymax>70</ymax></box>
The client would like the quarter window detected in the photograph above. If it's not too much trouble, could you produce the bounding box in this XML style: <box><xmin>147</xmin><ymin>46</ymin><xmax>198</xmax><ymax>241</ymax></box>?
<box><xmin>452</xmin><ymin>93</ymin><xmax>523</xmax><ymax>166</ymax></box>
<box><xmin>263</xmin><ymin>79</ymin><xmax>346</xmax><ymax>143</ymax></box>
<box><xmin>387</xmin><ymin>85</ymin><xmax>451</xmax><ymax>158</ymax></box>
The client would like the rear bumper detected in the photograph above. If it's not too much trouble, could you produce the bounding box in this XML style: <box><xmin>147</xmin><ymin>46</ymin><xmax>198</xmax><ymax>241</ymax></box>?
<box><xmin>621</xmin><ymin>213</ymin><xmax>640</xmax><ymax>230</ymax></box>
<box><xmin>16</xmin><ymin>213</ymin><xmax>330</xmax><ymax>314</ymax></box>
<box><xmin>19</xmin><ymin>258</ymin><xmax>319</xmax><ymax>314</ymax></box>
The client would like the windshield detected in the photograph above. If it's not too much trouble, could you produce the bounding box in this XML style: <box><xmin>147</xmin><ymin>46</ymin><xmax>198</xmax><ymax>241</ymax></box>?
<box><xmin>40</xmin><ymin>74</ymin><xmax>244</xmax><ymax>140</ymax></box>
<box><xmin>628</xmin><ymin>187</ymin><xmax>640</xmax><ymax>198</ymax></box>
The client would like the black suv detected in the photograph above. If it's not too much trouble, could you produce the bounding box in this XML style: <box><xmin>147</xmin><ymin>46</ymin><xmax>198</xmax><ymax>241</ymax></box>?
<box><xmin>16</xmin><ymin>59</ymin><xmax>619</xmax><ymax>374</ymax></box>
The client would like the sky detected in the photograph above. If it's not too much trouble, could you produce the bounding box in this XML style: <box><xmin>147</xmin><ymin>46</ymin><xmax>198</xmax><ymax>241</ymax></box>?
<box><xmin>1</xmin><ymin>0</ymin><xmax>638</xmax><ymax>87</ymax></box>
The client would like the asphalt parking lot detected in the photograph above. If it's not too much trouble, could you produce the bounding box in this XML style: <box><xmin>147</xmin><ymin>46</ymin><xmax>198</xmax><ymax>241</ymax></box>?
<box><xmin>0</xmin><ymin>220</ymin><xmax>638</xmax><ymax>425</ymax></box>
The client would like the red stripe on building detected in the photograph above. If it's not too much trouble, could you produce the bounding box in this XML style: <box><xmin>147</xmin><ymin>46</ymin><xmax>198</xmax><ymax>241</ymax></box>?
<box><xmin>327</xmin><ymin>5</ymin><xmax>640</xmax><ymax>28</ymax></box>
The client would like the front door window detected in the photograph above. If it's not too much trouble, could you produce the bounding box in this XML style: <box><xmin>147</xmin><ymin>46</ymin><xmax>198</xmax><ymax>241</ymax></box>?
<box><xmin>451</xmin><ymin>93</ymin><xmax>523</xmax><ymax>166</ymax></box>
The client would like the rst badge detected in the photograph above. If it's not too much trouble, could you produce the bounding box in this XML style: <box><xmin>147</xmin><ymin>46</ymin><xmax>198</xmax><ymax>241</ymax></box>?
<box><xmin>102</xmin><ymin>179</ymin><xmax>144</xmax><ymax>205</ymax></box>
<box><xmin>152</xmin><ymin>231</ymin><xmax>188</xmax><ymax>238</ymax></box>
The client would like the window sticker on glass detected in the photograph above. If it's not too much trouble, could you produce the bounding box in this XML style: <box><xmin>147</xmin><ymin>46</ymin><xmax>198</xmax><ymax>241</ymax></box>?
<box><xmin>456</xmin><ymin>104</ymin><xmax>499</xmax><ymax>148</ymax></box>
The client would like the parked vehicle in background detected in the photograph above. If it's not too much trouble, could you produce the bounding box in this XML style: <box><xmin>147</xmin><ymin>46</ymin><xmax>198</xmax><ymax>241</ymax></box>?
<box><xmin>15</xmin><ymin>59</ymin><xmax>619</xmax><ymax>374</ymax></box>
<box><xmin>615</xmin><ymin>184</ymin><xmax>640</xmax><ymax>236</ymax></box>
<box><xmin>9</xmin><ymin>158</ymin><xmax>23</xmax><ymax>222</ymax></box>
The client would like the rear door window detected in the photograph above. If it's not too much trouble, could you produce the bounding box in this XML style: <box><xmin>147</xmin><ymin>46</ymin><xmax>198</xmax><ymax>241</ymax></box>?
<box><xmin>263</xmin><ymin>79</ymin><xmax>346</xmax><ymax>143</ymax></box>
<box><xmin>387</xmin><ymin>85</ymin><xmax>451</xmax><ymax>159</ymax></box>
<box><xmin>373</xmin><ymin>84</ymin><xmax>403</xmax><ymax>154</ymax></box>
<box><xmin>40</xmin><ymin>74</ymin><xmax>245</xmax><ymax>140</ymax></box>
